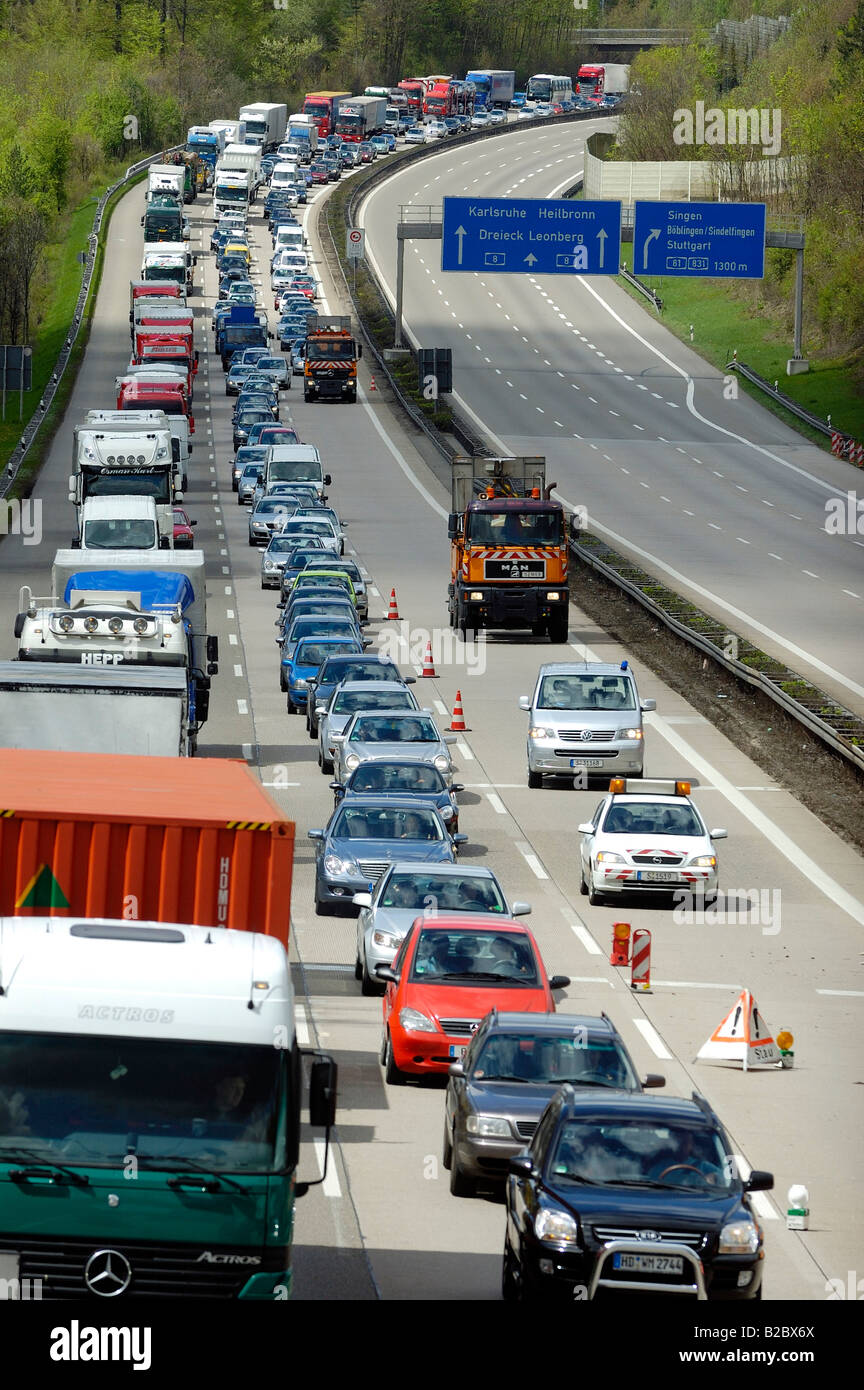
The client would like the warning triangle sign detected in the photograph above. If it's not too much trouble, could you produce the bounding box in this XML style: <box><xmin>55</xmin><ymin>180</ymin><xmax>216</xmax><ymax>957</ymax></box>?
<box><xmin>696</xmin><ymin>989</ymin><xmax>781</xmax><ymax>1070</ymax></box>
<box><xmin>15</xmin><ymin>863</ymin><xmax>71</xmax><ymax>911</ymax></box>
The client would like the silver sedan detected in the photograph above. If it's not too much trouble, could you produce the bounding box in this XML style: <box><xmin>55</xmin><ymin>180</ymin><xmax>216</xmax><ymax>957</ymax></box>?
<box><xmin>332</xmin><ymin>710</ymin><xmax>456</xmax><ymax>785</ymax></box>
<box><xmin>252</xmin><ymin>354</ymin><xmax>291</xmax><ymax>391</ymax></box>
<box><xmin>354</xmin><ymin>863</ymin><xmax>532</xmax><ymax>995</ymax></box>
<box><xmin>318</xmin><ymin>682</ymin><xmax>421</xmax><ymax>775</ymax></box>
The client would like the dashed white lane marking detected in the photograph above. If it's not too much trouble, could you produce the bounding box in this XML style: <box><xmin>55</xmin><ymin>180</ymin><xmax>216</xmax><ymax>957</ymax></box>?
<box><xmin>433</xmin><ymin>699</ymin><xmax>448</xmax><ymax>718</ymax></box>
<box><xmin>571</xmin><ymin>923</ymin><xmax>603</xmax><ymax>956</ymax></box>
<box><xmin>237</xmin><ymin>699</ymin><xmax>248</xmax><ymax>714</ymax></box>
<box><xmin>313</xmin><ymin>1138</ymin><xmax>342</xmax><ymax>1198</ymax></box>
<box><xmin>486</xmin><ymin>792</ymin><xmax>507</xmax><ymax>815</ymax></box>
<box><xmin>516</xmin><ymin>841</ymin><xmax>548</xmax><ymax>879</ymax></box>
<box><xmin>229</xmin><ymin>634</ymin><xmax>238</xmax><ymax>646</ymax></box>
<box><xmin>241</xmin><ymin>743</ymin><xmax>253</xmax><ymax>762</ymax></box>
<box><xmin>456</xmin><ymin>739</ymin><xmax>474</xmax><ymax>761</ymax></box>
<box><xmin>294</xmin><ymin>1001</ymin><xmax>310</xmax><ymax>1045</ymax></box>
<box><xmin>632</xmin><ymin>1019</ymin><xmax>672</xmax><ymax>1060</ymax></box>
<box><xmin>816</xmin><ymin>989</ymin><xmax>864</xmax><ymax>997</ymax></box>
<box><xmin>233</xmin><ymin>664</ymin><xmax>243</xmax><ymax>678</ymax></box>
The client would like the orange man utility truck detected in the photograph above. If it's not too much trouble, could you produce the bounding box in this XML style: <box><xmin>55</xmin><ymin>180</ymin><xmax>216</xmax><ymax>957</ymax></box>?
<box><xmin>448</xmin><ymin>455</ymin><xmax>576</xmax><ymax>642</ymax></box>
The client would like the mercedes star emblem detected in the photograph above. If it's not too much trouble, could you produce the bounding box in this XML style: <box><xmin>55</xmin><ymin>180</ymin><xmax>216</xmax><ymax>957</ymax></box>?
<box><xmin>84</xmin><ymin>1248</ymin><xmax>132</xmax><ymax>1297</ymax></box>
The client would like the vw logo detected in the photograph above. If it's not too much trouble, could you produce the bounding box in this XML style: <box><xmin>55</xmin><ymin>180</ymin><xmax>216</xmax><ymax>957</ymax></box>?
<box><xmin>639</xmin><ymin>1230</ymin><xmax>661</xmax><ymax>1242</ymax></box>
<box><xmin>579</xmin><ymin>729</ymin><xmax>591</xmax><ymax>743</ymax></box>
<box><xmin>84</xmin><ymin>1248</ymin><xmax>132</xmax><ymax>1297</ymax></box>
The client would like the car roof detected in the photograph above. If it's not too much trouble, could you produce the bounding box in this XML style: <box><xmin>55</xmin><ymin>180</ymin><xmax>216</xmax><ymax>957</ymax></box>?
<box><xmin>333</xmin><ymin>680</ymin><xmax>412</xmax><ymax>693</ymax></box>
<box><xmin>485</xmin><ymin>1011</ymin><xmax>618</xmax><ymax>1036</ymax></box>
<box><xmin>537</xmin><ymin>662</ymin><xmax>633</xmax><ymax>677</ymax></box>
<box><xmin>408</xmin><ymin>915</ymin><xmax>529</xmax><ymax>935</ymax></box>
<box><xmin>381</xmin><ymin>862</ymin><xmax>498</xmax><ymax>879</ymax></box>
<box><xmin>332</xmin><ymin>796</ymin><xmax>442</xmax><ymax>812</ymax></box>
<box><xmin>555</xmin><ymin>1092</ymin><xmax>719</xmax><ymax>1127</ymax></box>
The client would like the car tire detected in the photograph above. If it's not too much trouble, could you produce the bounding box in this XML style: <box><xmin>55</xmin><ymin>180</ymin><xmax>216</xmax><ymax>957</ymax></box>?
<box><xmin>442</xmin><ymin>1120</ymin><xmax>453</xmax><ymax>1171</ymax></box>
<box><xmin>320</xmin><ymin>754</ymin><xmax>333</xmax><ymax>775</ymax></box>
<box><xmin>313</xmin><ymin>885</ymin><xmax>328</xmax><ymax>916</ymax></box>
<box><xmin>588</xmin><ymin>882</ymin><xmax>605</xmax><ymax>907</ymax></box>
<box><xmin>502</xmin><ymin>1239</ymin><xmax>522</xmax><ymax>1302</ymax></box>
<box><xmin>360</xmin><ymin>957</ymin><xmax>382</xmax><ymax>997</ymax></box>
<box><xmin>528</xmin><ymin>769</ymin><xmax>542</xmax><ymax>789</ymax></box>
<box><xmin>580</xmin><ymin>869</ymin><xmax>589</xmax><ymax>895</ymax></box>
<box><xmin>354</xmin><ymin>953</ymin><xmax>362</xmax><ymax>981</ymax></box>
<box><xmin>248</xmin><ymin>536</ymin><xmax>256</xmax><ymax>547</ymax></box>
<box><xmin>383</xmin><ymin>1031</ymin><xmax>406</xmax><ymax>1086</ymax></box>
<box><xmin>449</xmin><ymin>1152</ymin><xmax>474</xmax><ymax>1198</ymax></box>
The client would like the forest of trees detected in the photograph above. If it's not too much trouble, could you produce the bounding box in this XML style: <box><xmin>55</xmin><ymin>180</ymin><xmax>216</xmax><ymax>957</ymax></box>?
<box><xmin>0</xmin><ymin>0</ymin><xmax>860</xmax><ymax>368</ymax></box>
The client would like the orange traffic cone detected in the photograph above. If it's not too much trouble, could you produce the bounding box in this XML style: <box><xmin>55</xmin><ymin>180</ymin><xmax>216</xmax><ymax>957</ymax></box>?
<box><xmin>385</xmin><ymin>588</ymin><xmax>400</xmax><ymax>620</ymax></box>
<box><xmin>370</xmin><ymin>374</ymin><xmax>377</xmax><ymax>391</ymax></box>
<box><xmin>449</xmin><ymin>690</ymin><xmax>468</xmax><ymax>732</ymax></box>
<box><xmin>420</xmin><ymin>640</ymin><xmax>437</xmax><ymax>677</ymax></box>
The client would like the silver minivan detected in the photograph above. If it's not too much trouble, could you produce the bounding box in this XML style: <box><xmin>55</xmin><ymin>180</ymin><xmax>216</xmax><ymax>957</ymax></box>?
<box><xmin>519</xmin><ymin>661</ymin><xmax>656</xmax><ymax>787</ymax></box>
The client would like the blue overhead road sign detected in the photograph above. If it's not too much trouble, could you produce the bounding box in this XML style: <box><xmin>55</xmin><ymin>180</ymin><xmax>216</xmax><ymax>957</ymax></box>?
<box><xmin>633</xmin><ymin>200</ymin><xmax>766</xmax><ymax>279</ymax></box>
<box><xmin>442</xmin><ymin>196</ymin><xmax>622</xmax><ymax>275</ymax></box>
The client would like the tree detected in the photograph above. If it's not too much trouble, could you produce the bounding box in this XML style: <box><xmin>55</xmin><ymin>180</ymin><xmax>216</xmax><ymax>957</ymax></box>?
<box><xmin>28</xmin><ymin>112</ymin><xmax>73</xmax><ymax>212</ymax></box>
<box><xmin>0</xmin><ymin>145</ymin><xmax>37</xmax><ymax>204</ymax></box>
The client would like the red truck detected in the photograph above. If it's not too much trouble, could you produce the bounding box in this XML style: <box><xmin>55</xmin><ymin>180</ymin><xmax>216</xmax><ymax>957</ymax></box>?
<box><xmin>0</xmin><ymin>749</ymin><xmax>294</xmax><ymax>945</ymax></box>
<box><xmin>117</xmin><ymin>378</ymin><xmax>195</xmax><ymax>434</ymax></box>
<box><xmin>397</xmin><ymin>79</ymin><xmax>426</xmax><ymax>119</ymax></box>
<box><xmin>132</xmin><ymin>325</ymin><xmax>198</xmax><ymax>392</ymax></box>
<box><xmin>424</xmin><ymin>80</ymin><xmax>458</xmax><ymax>119</ymax></box>
<box><xmin>302</xmin><ymin>90</ymin><xmax>351</xmax><ymax>137</ymax></box>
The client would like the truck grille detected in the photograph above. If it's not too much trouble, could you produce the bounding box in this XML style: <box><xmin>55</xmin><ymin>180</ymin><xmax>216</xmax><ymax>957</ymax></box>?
<box><xmin>556</xmin><ymin>729</ymin><xmax>616</xmax><ymax>742</ymax></box>
<box><xmin>593</xmin><ymin>1226</ymin><xmax>705</xmax><ymax>1251</ymax></box>
<box><xmin>437</xmin><ymin>1018</ymin><xmax>481</xmax><ymax>1038</ymax></box>
<box><xmin>15</xmin><ymin>1235</ymin><xmax>284</xmax><ymax>1299</ymax></box>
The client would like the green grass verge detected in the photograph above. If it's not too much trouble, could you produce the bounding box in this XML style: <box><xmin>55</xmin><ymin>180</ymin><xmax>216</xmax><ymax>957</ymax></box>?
<box><xmin>3</xmin><ymin>171</ymin><xmax>147</xmax><ymax>502</ymax></box>
<box><xmin>616</xmin><ymin>248</ymin><xmax>864</xmax><ymax>445</ymax></box>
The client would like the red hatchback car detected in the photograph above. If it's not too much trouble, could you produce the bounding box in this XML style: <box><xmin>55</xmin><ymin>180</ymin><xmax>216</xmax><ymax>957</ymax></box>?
<box><xmin>377</xmin><ymin>915</ymin><xmax>570</xmax><ymax>1085</ymax></box>
<box><xmin>173</xmin><ymin>507</ymin><xmax>196</xmax><ymax>548</ymax></box>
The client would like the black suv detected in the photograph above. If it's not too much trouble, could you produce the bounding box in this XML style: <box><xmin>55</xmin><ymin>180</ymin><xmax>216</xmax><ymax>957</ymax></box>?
<box><xmin>503</xmin><ymin>1089</ymin><xmax>772</xmax><ymax>1301</ymax></box>
<box><xmin>444</xmin><ymin>1011</ymin><xmax>663</xmax><ymax>1197</ymax></box>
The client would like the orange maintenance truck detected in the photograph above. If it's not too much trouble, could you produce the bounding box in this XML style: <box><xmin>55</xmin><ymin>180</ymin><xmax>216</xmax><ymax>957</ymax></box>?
<box><xmin>303</xmin><ymin>314</ymin><xmax>362</xmax><ymax>403</ymax></box>
<box><xmin>448</xmin><ymin>455</ymin><xmax>575</xmax><ymax>642</ymax></box>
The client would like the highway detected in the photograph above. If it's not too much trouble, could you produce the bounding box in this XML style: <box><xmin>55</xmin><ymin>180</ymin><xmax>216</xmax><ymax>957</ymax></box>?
<box><xmin>360</xmin><ymin>119</ymin><xmax>864</xmax><ymax>714</ymax></box>
<box><xmin>0</xmin><ymin>123</ymin><xmax>861</xmax><ymax>1302</ymax></box>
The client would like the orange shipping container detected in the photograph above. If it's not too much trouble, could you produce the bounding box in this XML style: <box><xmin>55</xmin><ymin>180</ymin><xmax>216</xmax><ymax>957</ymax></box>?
<box><xmin>0</xmin><ymin>750</ymin><xmax>294</xmax><ymax>945</ymax></box>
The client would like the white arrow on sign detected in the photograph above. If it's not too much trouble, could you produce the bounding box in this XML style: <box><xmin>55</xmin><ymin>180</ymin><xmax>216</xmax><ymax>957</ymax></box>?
<box><xmin>455</xmin><ymin>224</ymin><xmax>467</xmax><ymax>265</ymax></box>
<box><xmin>641</xmin><ymin>227</ymin><xmax>661</xmax><ymax>271</ymax></box>
<box><xmin>596</xmin><ymin>227</ymin><xmax>607</xmax><ymax>269</ymax></box>
<box><xmin>524</xmin><ymin>252</ymin><xmax>537</xmax><ymax>266</ymax></box>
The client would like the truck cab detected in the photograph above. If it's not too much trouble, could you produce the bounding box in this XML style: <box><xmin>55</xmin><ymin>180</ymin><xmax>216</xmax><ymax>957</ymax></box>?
<box><xmin>303</xmin><ymin>315</ymin><xmax>361</xmax><ymax>403</ymax></box>
<box><xmin>76</xmin><ymin>496</ymin><xmax>168</xmax><ymax>552</ymax></box>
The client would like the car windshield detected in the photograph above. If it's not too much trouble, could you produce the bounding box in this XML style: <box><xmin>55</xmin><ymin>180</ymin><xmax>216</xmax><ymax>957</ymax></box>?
<box><xmin>468</xmin><ymin>510</ymin><xmax>562</xmax><ymax>544</ymax></box>
<box><xmin>266</xmin><ymin>537</ymin><xmax>301</xmax><ymax>554</ymax></box>
<box><xmin>379</xmin><ymin>873</ymin><xmax>504</xmax><ymax>912</ymax></box>
<box><xmin>0</xmin><ymin>1032</ymin><xmax>287</xmax><ymax>1174</ymax></box>
<box><xmin>269</xmin><ymin>461</ymin><xmax>320</xmax><ymax>482</ymax></box>
<box><xmin>296</xmin><ymin>574</ymin><xmax>351</xmax><ymax>591</ymax></box>
<box><xmin>238</xmin><ymin>411</ymin><xmax>271</xmax><ymax>425</ymax></box>
<box><xmin>282</xmin><ymin>520</ymin><xmax>334</xmax><ymax>536</ymax></box>
<box><xmin>83</xmin><ymin>520</ymin><xmax>156</xmax><ymax>549</ymax></box>
<box><xmin>332</xmin><ymin>806</ymin><xmax>442</xmax><ymax>841</ymax></box>
<box><xmin>287</xmin><ymin>547</ymin><xmax>325</xmax><ymax>565</ymax></box>
<box><xmin>538</xmin><ymin>674</ymin><xmax>636</xmax><ymax>711</ymax></box>
<box><xmin>289</xmin><ymin>620</ymin><xmax>354</xmax><ymax>640</ymax></box>
<box><xmin>333</xmin><ymin>689</ymin><xmax>413</xmax><ymax>714</ymax></box>
<box><xmin>349</xmin><ymin>764</ymin><xmax>443</xmax><ymax>794</ymax></box>
<box><xmin>350</xmin><ymin>716</ymin><xmax>438</xmax><ymax>743</ymax></box>
<box><xmin>295</xmin><ymin>640</ymin><xmax>348</xmax><ymax>667</ymax></box>
<box><xmin>256</xmin><ymin>500</ymin><xmax>295</xmax><ymax>515</ymax></box>
<box><xmin>602</xmin><ymin>802</ymin><xmax>703</xmax><ymax>836</ymax></box>
<box><xmin>410</xmin><ymin>930</ymin><xmax>538</xmax><ymax>984</ymax></box>
<box><xmin>472</xmin><ymin>1035</ymin><xmax>637</xmax><ymax>1088</ymax></box>
<box><xmin>549</xmin><ymin>1120</ymin><xmax>735</xmax><ymax>1190</ymax></box>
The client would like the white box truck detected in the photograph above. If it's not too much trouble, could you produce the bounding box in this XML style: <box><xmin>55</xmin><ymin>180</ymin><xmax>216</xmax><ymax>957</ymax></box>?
<box><xmin>239</xmin><ymin>103</ymin><xmax>288</xmax><ymax>151</ymax></box>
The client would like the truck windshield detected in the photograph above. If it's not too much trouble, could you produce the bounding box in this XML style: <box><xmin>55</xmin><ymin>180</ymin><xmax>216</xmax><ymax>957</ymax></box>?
<box><xmin>83</xmin><ymin>520</ymin><xmax>157</xmax><ymax>549</ymax></box>
<box><xmin>216</xmin><ymin>186</ymin><xmax>248</xmax><ymax>203</ymax></box>
<box><xmin>269</xmin><ymin>461</ymin><xmax>319</xmax><ymax>482</ymax></box>
<box><xmin>83</xmin><ymin>471</ymin><xmax>172</xmax><ymax>504</ymax></box>
<box><xmin>467</xmin><ymin>510</ymin><xmax>562</xmax><ymax>544</ymax></box>
<box><xmin>144</xmin><ymin>266</ymin><xmax>185</xmax><ymax>285</ymax></box>
<box><xmin>310</xmin><ymin>340</ymin><xmax>354</xmax><ymax>360</ymax></box>
<box><xmin>0</xmin><ymin>1033</ymin><xmax>288</xmax><ymax>1174</ymax></box>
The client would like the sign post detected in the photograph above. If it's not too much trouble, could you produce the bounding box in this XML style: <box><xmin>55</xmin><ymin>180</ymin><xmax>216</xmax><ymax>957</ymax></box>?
<box><xmin>346</xmin><ymin>227</ymin><xmax>365</xmax><ymax>293</ymax></box>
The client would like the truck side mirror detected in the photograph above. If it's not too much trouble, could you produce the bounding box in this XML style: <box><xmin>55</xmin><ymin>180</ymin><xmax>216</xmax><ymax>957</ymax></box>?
<box><xmin>308</xmin><ymin>1056</ymin><xmax>337</xmax><ymax>1129</ymax></box>
<box><xmin>357</xmin><ymin>343</ymin><xmax>363</xmax><ymax>358</ymax></box>
<box><xmin>447</xmin><ymin>513</ymin><xmax>458</xmax><ymax>539</ymax></box>
<box><xmin>206</xmin><ymin>635</ymin><xmax>219</xmax><ymax>668</ymax></box>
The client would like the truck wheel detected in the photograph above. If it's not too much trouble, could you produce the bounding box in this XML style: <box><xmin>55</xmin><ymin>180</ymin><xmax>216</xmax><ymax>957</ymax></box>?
<box><xmin>548</xmin><ymin>610</ymin><xmax>569</xmax><ymax>643</ymax></box>
<box><xmin>182</xmin><ymin>474</ymin><xmax>188</xmax><ymax>492</ymax></box>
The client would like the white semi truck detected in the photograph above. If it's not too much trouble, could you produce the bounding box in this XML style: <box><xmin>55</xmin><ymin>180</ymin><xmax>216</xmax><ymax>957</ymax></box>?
<box><xmin>239</xmin><ymin>102</ymin><xmax>288</xmax><ymax>151</ymax></box>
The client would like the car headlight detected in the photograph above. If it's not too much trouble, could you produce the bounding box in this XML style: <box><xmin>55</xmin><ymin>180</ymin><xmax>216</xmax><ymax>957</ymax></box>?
<box><xmin>529</xmin><ymin>726</ymin><xmax>553</xmax><ymax>740</ymax></box>
<box><xmin>719</xmin><ymin>1218</ymin><xmax>760</xmax><ymax>1255</ymax></box>
<box><xmin>595</xmin><ymin>850</ymin><xmax>625</xmax><ymax>864</ymax></box>
<box><xmin>293</xmin><ymin>677</ymin><xmax>308</xmax><ymax>688</ymax></box>
<box><xmin>466</xmin><ymin>1115</ymin><xmax>511</xmax><ymax>1138</ymax></box>
<box><xmin>345</xmin><ymin>753</ymin><xmax>360</xmax><ymax>771</ymax></box>
<box><xmin>323</xmin><ymin>853</ymin><xmax>358</xmax><ymax>876</ymax></box>
<box><xmin>372</xmin><ymin>929</ymin><xmax>400</xmax><ymax>949</ymax></box>
<box><xmin>441</xmin><ymin>805</ymin><xmax>455</xmax><ymax>819</ymax></box>
<box><xmin>264</xmin><ymin>559</ymin><xmax>277</xmax><ymax>570</ymax></box>
<box><xmin>534</xmin><ymin>1207</ymin><xmax>580</xmax><ymax>1246</ymax></box>
<box><xmin>690</xmin><ymin>855</ymin><xmax>716</xmax><ymax>869</ymax></box>
<box><xmin>399</xmin><ymin>1007</ymin><xmax>437</xmax><ymax>1034</ymax></box>
<box><xmin>616</xmin><ymin>728</ymin><xmax>643</xmax><ymax>740</ymax></box>
<box><xmin>433</xmin><ymin>754</ymin><xmax>450</xmax><ymax>772</ymax></box>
